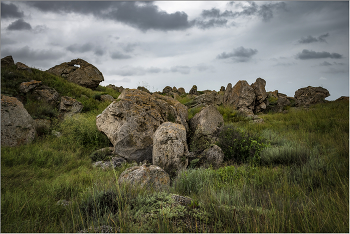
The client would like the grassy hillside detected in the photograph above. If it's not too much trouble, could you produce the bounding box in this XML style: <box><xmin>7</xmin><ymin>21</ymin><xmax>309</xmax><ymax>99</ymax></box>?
<box><xmin>1</xmin><ymin>66</ymin><xmax>349</xmax><ymax>232</ymax></box>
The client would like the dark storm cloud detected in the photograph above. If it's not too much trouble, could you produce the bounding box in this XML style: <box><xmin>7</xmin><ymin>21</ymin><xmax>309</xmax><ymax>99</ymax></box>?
<box><xmin>110</xmin><ymin>51</ymin><xmax>132</xmax><ymax>60</ymax></box>
<box><xmin>297</xmin><ymin>49</ymin><xmax>342</xmax><ymax>60</ymax></box>
<box><xmin>1</xmin><ymin>46</ymin><xmax>64</xmax><ymax>63</ymax></box>
<box><xmin>25</xmin><ymin>1</ymin><xmax>191</xmax><ymax>32</ymax></box>
<box><xmin>1</xmin><ymin>2</ymin><xmax>24</xmax><ymax>18</ymax></box>
<box><xmin>7</xmin><ymin>19</ymin><xmax>32</xmax><ymax>30</ymax></box>
<box><xmin>195</xmin><ymin>19</ymin><xmax>228</xmax><ymax>29</ymax></box>
<box><xmin>298</xmin><ymin>33</ymin><xmax>329</xmax><ymax>44</ymax></box>
<box><xmin>217</xmin><ymin>46</ymin><xmax>258</xmax><ymax>62</ymax></box>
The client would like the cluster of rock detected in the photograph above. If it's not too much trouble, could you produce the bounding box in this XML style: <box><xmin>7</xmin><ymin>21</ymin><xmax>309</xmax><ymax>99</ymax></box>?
<box><xmin>1</xmin><ymin>55</ymin><xmax>33</xmax><ymax>73</ymax></box>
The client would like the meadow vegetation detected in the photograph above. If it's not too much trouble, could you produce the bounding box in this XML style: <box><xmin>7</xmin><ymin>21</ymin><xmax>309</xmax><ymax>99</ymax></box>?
<box><xmin>1</xmin><ymin>66</ymin><xmax>349</xmax><ymax>232</ymax></box>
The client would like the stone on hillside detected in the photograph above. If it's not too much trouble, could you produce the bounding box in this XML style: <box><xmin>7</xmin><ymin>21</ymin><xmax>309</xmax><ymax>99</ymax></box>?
<box><xmin>189</xmin><ymin>105</ymin><xmax>224</xmax><ymax>152</ymax></box>
<box><xmin>189</xmin><ymin>85</ymin><xmax>199</xmax><ymax>95</ymax></box>
<box><xmin>335</xmin><ymin>96</ymin><xmax>349</xmax><ymax>102</ymax></box>
<box><xmin>96</xmin><ymin>89</ymin><xmax>188</xmax><ymax>163</ymax></box>
<box><xmin>19</xmin><ymin>80</ymin><xmax>42</xmax><ymax>93</ymax></box>
<box><xmin>93</xmin><ymin>156</ymin><xmax>126</xmax><ymax>170</ymax></box>
<box><xmin>137</xmin><ymin>86</ymin><xmax>151</xmax><ymax>93</ymax></box>
<box><xmin>266</xmin><ymin>91</ymin><xmax>295</xmax><ymax>113</ymax></box>
<box><xmin>191</xmin><ymin>91</ymin><xmax>224</xmax><ymax>108</ymax></box>
<box><xmin>163</xmin><ymin>86</ymin><xmax>173</xmax><ymax>94</ymax></box>
<box><xmin>16</xmin><ymin>62</ymin><xmax>32</xmax><ymax>73</ymax></box>
<box><xmin>59</xmin><ymin>96</ymin><xmax>83</xmax><ymax>119</ymax></box>
<box><xmin>1</xmin><ymin>95</ymin><xmax>36</xmax><ymax>147</ymax></box>
<box><xmin>220</xmin><ymin>86</ymin><xmax>225</xmax><ymax>92</ymax></box>
<box><xmin>177</xmin><ymin>87</ymin><xmax>186</xmax><ymax>95</ymax></box>
<box><xmin>118</xmin><ymin>164</ymin><xmax>170</xmax><ymax>190</ymax></box>
<box><xmin>199</xmin><ymin>145</ymin><xmax>224</xmax><ymax>168</ymax></box>
<box><xmin>172</xmin><ymin>86</ymin><xmax>178</xmax><ymax>93</ymax></box>
<box><xmin>251</xmin><ymin>78</ymin><xmax>267</xmax><ymax>103</ymax></box>
<box><xmin>100</xmin><ymin>94</ymin><xmax>115</xmax><ymax>102</ymax></box>
<box><xmin>153</xmin><ymin>122</ymin><xmax>189</xmax><ymax>177</ymax></box>
<box><xmin>1</xmin><ymin>55</ymin><xmax>14</xmax><ymax>67</ymax></box>
<box><xmin>47</xmin><ymin>58</ymin><xmax>104</xmax><ymax>89</ymax></box>
<box><xmin>294</xmin><ymin>86</ymin><xmax>330</xmax><ymax>107</ymax></box>
<box><xmin>224</xmin><ymin>80</ymin><xmax>256</xmax><ymax>116</ymax></box>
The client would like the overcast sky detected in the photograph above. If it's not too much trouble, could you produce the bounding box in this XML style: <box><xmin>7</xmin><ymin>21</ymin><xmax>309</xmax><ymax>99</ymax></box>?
<box><xmin>1</xmin><ymin>1</ymin><xmax>349</xmax><ymax>100</ymax></box>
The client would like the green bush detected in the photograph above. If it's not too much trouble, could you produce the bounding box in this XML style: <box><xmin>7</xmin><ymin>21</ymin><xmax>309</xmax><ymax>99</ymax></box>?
<box><xmin>24</xmin><ymin>99</ymin><xmax>58</xmax><ymax>119</ymax></box>
<box><xmin>268</xmin><ymin>95</ymin><xmax>278</xmax><ymax>105</ymax></box>
<box><xmin>188</xmin><ymin>106</ymin><xmax>203</xmax><ymax>120</ymax></box>
<box><xmin>216</xmin><ymin>105</ymin><xmax>247</xmax><ymax>123</ymax></box>
<box><xmin>217</xmin><ymin>125</ymin><xmax>267</xmax><ymax>164</ymax></box>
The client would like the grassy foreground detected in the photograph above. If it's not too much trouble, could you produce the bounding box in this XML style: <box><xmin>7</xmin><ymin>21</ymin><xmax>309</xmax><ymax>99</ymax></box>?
<box><xmin>1</xmin><ymin>68</ymin><xmax>349</xmax><ymax>232</ymax></box>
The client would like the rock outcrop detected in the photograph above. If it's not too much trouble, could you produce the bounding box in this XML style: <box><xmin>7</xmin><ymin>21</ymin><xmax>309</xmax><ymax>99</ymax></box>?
<box><xmin>1</xmin><ymin>55</ymin><xmax>14</xmax><ymax>67</ymax></box>
<box><xmin>47</xmin><ymin>58</ymin><xmax>104</xmax><ymax>89</ymax></box>
<box><xmin>1</xmin><ymin>94</ymin><xmax>36</xmax><ymax>147</ymax></box>
<box><xmin>189</xmin><ymin>105</ymin><xmax>224</xmax><ymax>152</ymax></box>
<box><xmin>266</xmin><ymin>90</ymin><xmax>294</xmax><ymax>113</ymax></box>
<box><xmin>294</xmin><ymin>86</ymin><xmax>330</xmax><ymax>107</ymax></box>
<box><xmin>100</xmin><ymin>94</ymin><xmax>115</xmax><ymax>102</ymax></box>
<box><xmin>199</xmin><ymin>145</ymin><xmax>224</xmax><ymax>168</ymax></box>
<box><xmin>177</xmin><ymin>87</ymin><xmax>186</xmax><ymax>95</ymax></box>
<box><xmin>191</xmin><ymin>91</ymin><xmax>224</xmax><ymax>108</ymax></box>
<box><xmin>106</xmin><ymin>84</ymin><xmax>124</xmax><ymax>93</ymax></box>
<box><xmin>189</xmin><ymin>85</ymin><xmax>198</xmax><ymax>95</ymax></box>
<box><xmin>224</xmin><ymin>81</ymin><xmax>256</xmax><ymax>116</ymax></box>
<box><xmin>96</xmin><ymin>89</ymin><xmax>188</xmax><ymax>163</ymax></box>
<box><xmin>59</xmin><ymin>96</ymin><xmax>83</xmax><ymax>119</ymax></box>
<box><xmin>16</xmin><ymin>62</ymin><xmax>32</xmax><ymax>73</ymax></box>
<box><xmin>153</xmin><ymin>122</ymin><xmax>189</xmax><ymax>177</ymax></box>
<box><xmin>163</xmin><ymin>86</ymin><xmax>173</xmax><ymax>94</ymax></box>
<box><xmin>118</xmin><ymin>164</ymin><xmax>170</xmax><ymax>190</ymax></box>
<box><xmin>251</xmin><ymin>78</ymin><xmax>268</xmax><ymax>113</ymax></box>
<box><xmin>19</xmin><ymin>80</ymin><xmax>61</xmax><ymax>107</ymax></box>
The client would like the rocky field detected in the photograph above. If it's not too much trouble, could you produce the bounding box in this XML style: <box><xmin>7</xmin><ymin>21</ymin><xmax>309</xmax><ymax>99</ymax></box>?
<box><xmin>1</xmin><ymin>56</ymin><xmax>349</xmax><ymax>233</ymax></box>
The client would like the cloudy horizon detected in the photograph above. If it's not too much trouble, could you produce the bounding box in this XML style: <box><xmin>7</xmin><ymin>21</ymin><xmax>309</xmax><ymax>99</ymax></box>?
<box><xmin>1</xmin><ymin>1</ymin><xmax>349</xmax><ymax>100</ymax></box>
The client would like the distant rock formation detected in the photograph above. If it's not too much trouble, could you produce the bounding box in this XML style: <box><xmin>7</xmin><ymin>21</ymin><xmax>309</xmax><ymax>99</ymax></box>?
<box><xmin>294</xmin><ymin>86</ymin><xmax>330</xmax><ymax>107</ymax></box>
<box><xmin>189</xmin><ymin>85</ymin><xmax>199</xmax><ymax>95</ymax></box>
<box><xmin>106</xmin><ymin>84</ymin><xmax>124</xmax><ymax>93</ymax></box>
<box><xmin>47</xmin><ymin>58</ymin><xmax>104</xmax><ymax>89</ymax></box>
<box><xmin>1</xmin><ymin>55</ymin><xmax>15</xmax><ymax>67</ymax></box>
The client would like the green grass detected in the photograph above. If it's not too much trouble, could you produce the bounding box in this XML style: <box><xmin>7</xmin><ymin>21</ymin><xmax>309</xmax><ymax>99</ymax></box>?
<box><xmin>1</xmin><ymin>64</ymin><xmax>348</xmax><ymax>232</ymax></box>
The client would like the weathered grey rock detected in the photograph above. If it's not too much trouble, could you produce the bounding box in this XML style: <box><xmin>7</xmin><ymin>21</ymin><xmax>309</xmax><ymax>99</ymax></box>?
<box><xmin>96</xmin><ymin>89</ymin><xmax>188</xmax><ymax>163</ymax></box>
<box><xmin>118</xmin><ymin>164</ymin><xmax>170</xmax><ymax>190</ymax></box>
<box><xmin>294</xmin><ymin>86</ymin><xmax>330</xmax><ymax>107</ymax></box>
<box><xmin>177</xmin><ymin>87</ymin><xmax>186</xmax><ymax>95</ymax></box>
<box><xmin>153</xmin><ymin>122</ymin><xmax>189</xmax><ymax>176</ymax></box>
<box><xmin>56</xmin><ymin>199</ymin><xmax>72</xmax><ymax>207</ymax></box>
<box><xmin>1</xmin><ymin>55</ymin><xmax>14</xmax><ymax>67</ymax></box>
<box><xmin>172</xmin><ymin>86</ymin><xmax>178</xmax><ymax>93</ymax></box>
<box><xmin>189</xmin><ymin>105</ymin><xmax>224</xmax><ymax>152</ymax></box>
<box><xmin>137</xmin><ymin>86</ymin><xmax>151</xmax><ymax>93</ymax></box>
<box><xmin>220</xmin><ymin>86</ymin><xmax>225</xmax><ymax>92</ymax></box>
<box><xmin>163</xmin><ymin>86</ymin><xmax>173</xmax><ymax>94</ymax></box>
<box><xmin>224</xmin><ymin>80</ymin><xmax>256</xmax><ymax>116</ymax></box>
<box><xmin>51</xmin><ymin>130</ymin><xmax>62</xmax><ymax>137</ymax></box>
<box><xmin>16</xmin><ymin>62</ymin><xmax>32</xmax><ymax>73</ymax></box>
<box><xmin>47</xmin><ymin>58</ymin><xmax>104</xmax><ymax>89</ymax></box>
<box><xmin>251</xmin><ymin>78</ymin><xmax>267</xmax><ymax>104</ymax></box>
<box><xmin>93</xmin><ymin>156</ymin><xmax>126</xmax><ymax>170</ymax></box>
<box><xmin>266</xmin><ymin>91</ymin><xmax>293</xmax><ymax>113</ymax></box>
<box><xmin>199</xmin><ymin>145</ymin><xmax>224</xmax><ymax>168</ymax></box>
<box><xmin>191</xmin><ymin>91</ymin><xmax>224</xmax><ymax>108</ymax></box>
<box><xmin>189</xmin><ymin>85</ymin><xmax>198</xmax><ymax>95</ymax></box>
<box><xmin>100</xmin><ymin>94</ymin><xmax>115</xmax><ymax>102</ymax></box>
<box><xmin>59</xmin><ymin>96</ymin><xmax>83</xmax><ymax>119</ymax></box>
<box><xmin>1</xmin><ymin>95</ymin><xmax>36</xmax><ymax>147</ymax></box>
<box><xmin>19</xmin><ymin>80</ymin><xmax>42</xmax><ymax>93</ymax></box>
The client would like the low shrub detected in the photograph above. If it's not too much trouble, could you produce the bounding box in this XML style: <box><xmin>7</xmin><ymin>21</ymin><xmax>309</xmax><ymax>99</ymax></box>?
<box><xmin>217</xmin><ymin>124</ymin><xmax>267</xmax><ymax>164</ymax></box>
<box><xmin>216</xmin><ymin>105</ymin><xmax>247</xmax><ymax>123</ymax></box>
<box><xmin>188</xmin><ymin>106</ymin><xmax>203</xmax><ymax>120</ymax></box>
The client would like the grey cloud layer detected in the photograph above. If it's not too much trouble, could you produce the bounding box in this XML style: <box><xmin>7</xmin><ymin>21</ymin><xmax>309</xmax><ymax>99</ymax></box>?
<box><xmin>217</xmin><ymin>46</ymin><xmax>258</xmax><ymax>62</ymax></box>
<box><xmin>297</xmin><ymin>49</ymin><xmax>343</xmax><ymax>60</ymax></box>
<box><xmin>1</xmin><ymin>2</ymin><xmax>24</xmax><ymax>18</ymax></box>
<box><xmin>298</xmin><ymin>33</ymin><xmax>329</xmax><ymax>44</ymax></box>
<box><xmin>7</xmin><ymin>19</ymin><xmax>32</xmax><ymax>30</ymax></box>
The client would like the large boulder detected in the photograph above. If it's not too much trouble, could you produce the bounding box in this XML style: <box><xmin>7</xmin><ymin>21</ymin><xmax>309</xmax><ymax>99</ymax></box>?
<box><xmin>189</xmin><ymin>105</ymin><xmax>224</xmax><ymax>152</ymax></box>
<box><xmin>96</xmin><ymin>89</ymin><xmax>189</xmax><ymax>163</ymax></box>
<box><xmin>153</xmin><ymin>122</ymin><xmax>189</xmax><ymax>177</ymax></box>
<box><xmin>47</xmin><ymin>58</ymin><xmax>104</xmax><ymax>89</ymax></box>
<box><xmin>177</xmin><ymin>87</ymin><xmax>186</xmax><ymax>95</ymax></box>
<box><xmin>294</xmin><ymin>86</ymin><xmax>330</xmax><ymax>107</ymax></box>
<box><xmin>189</xmin><ymin>85</ymin><xmax>198</xmax><ymax>95</ymax></box>
<box><xmin>1</xmin><ymin>55</ymin><xmax>14</xmax><ymax>67</ymax></box>
<box><xmin>199</xmin><ymin>145</ymin><xmax>224</xmax><ymax>168</ymax></box>
<box><xmin>163</xmin><ymin>86</ymin><xmax>173</xmax><ymax>94</ymax></box>
<box><xmin>59</xmin><ymin>96</ymin><xmax>83</xmax><ymax>119</ymax></box>
<box><xmin>118</xmin><ymin>164</ymin><xmax>170</xmax><ymax>190</ymax></box>
<box><xmin>16</xmin><ymin>62</ymin><xmax>32</xmax><ymax>73</ymax></box>
<box><xmin>224</xmin><ymin>81</ymin><xmax>256</xmax><ymax>115</ymax></box>
<box><xmin>1</xmin><ymin>95</ymin><xmax>36</xmax><ymax>147</ymax></box>
<box><xmin>266</xmin><ymin>90</ymin><xmax>295</xmax><ymax>113</ymax></box>
<box><xmin>251</xmin><ymin>78</ymin><xmax>268</xmax><ymax>113</ymax></box>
